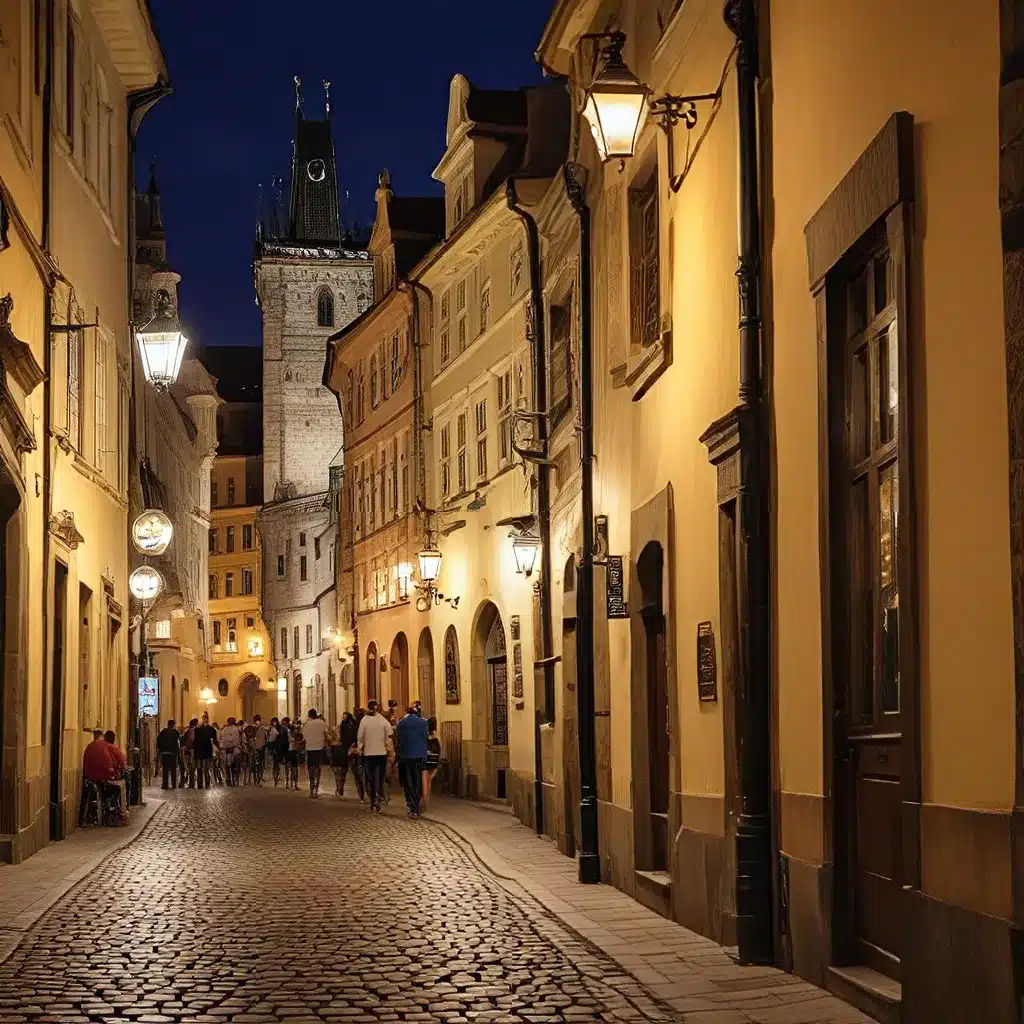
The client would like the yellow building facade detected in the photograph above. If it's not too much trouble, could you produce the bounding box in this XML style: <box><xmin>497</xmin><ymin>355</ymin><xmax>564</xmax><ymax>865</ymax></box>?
<box><xmin>0</xmin><ymin>0</ymin><xmax>165</xmax><ymax>861</ymax></box>
<box><xmin>207</xmin><ymin>454</ymin><xmax>275</xmax><ymax>723</ymax></box>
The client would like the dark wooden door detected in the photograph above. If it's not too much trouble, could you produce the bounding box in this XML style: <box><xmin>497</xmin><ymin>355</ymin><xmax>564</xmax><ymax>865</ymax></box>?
<box><xmin>833</xmin><ymin>244</ymin><xmax>903</xmax><ymax>978</ymax></box>
<box><xmin>50</xmin><ymin>563</ymin><xmax>68</xmax><ymax>841</ymax></box>
<box><xmin>644</xmin><ymin>606</ymin><xmax>670</xmax><ymax>871</ymax></box>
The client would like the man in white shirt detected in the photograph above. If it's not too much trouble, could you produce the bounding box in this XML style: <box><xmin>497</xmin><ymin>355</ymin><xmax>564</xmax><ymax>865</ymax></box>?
<box><xmin>219</xmin><ymin>718</ymin><xmax>242</xmax><ymax>787</ymax></box>
<box><xmin>301</xmin><ymin>709</ymin><xmax>330</xmax><ymax>799</ymax></box>
<box><xmin>357</xmin><ymin>701</ymin><xmax>393</xmax><ymax>811</ymax></box>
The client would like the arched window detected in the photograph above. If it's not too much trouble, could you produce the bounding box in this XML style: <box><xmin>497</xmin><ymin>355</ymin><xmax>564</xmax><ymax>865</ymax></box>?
<box><xmin>218</xmin><ymin>678</ymin><xmax>229</xmax><ymax>697</ymax></box>
<box><xmin>182</xmin><ymin>678</ymin><xmax>190</xmax><ymax>693</ymax></box>
<box><xmin>444</xmin><ymin>626</ymin><xmax>461</xmax><ymax>705</ymax></box>
<box><xmin>209</xmin><ymin>574</ymin><xmax>218</xmax><ymax>599</ymax></box>
<box><xmin>317</xmin><ymin>288</ymin><xmax>335</xmax><ymax>328</ymax></box>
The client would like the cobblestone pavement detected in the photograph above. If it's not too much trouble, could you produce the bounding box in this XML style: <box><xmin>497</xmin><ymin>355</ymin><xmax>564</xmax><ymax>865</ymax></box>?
<box><xmin>0</xmin><ymin>788</ymin><xmax>680</xmax><ymax>1023</ymax></box>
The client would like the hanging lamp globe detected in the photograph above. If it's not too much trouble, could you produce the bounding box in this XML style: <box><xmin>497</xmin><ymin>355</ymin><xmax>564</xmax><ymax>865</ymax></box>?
<box><xmin>136</xmin><ymin>313</ymin><xmax>188</xmax><ymax>391</ymax></box>
<box><xmin>582</xmin><ymin>35</ymin><xmax>650</xmax><ymax>162</ymax></box>
<box><xmin>131</xmin><ymin>509</ymin><xmax>173</xmax><ymax>556</ymax></box>
<box><xmin>129</xmin><ymin>565</ymin><xmax>165</xmax><ymax>602</ymax></box>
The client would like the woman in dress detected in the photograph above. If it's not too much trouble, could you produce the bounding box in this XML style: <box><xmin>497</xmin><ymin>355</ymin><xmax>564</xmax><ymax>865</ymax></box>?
<box><xmin>421</xmin><ymin>717</ymin><xmax>441</xmax><ymax>811</ymax></box>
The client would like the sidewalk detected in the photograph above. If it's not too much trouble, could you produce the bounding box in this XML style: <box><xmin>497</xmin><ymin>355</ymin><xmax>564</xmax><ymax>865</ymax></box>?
<box><xmin>0</xmin><ymin>795</ymin><xmax>163</xmax><ymax>964</ymax></box>
<box><xmin>424</xmin><ymin>797</ymin><xmax>873</xmax><ymax>1024</ymax></box>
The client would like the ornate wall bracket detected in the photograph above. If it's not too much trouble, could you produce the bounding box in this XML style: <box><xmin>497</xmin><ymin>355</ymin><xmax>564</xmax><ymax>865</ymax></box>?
<box><xmin>49</xmin><ymin>510</ymin><xmax>85</xmax><ymax>549</ymax></box>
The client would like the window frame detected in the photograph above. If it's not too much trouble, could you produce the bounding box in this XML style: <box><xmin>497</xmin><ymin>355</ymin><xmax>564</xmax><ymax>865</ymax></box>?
<box><xmin>475</xmin><ymin>398</ymin><xmax>488</xmax><ymax>481</ymax></box>
<box><xmin>317</xmin><ymin>288</ymin><xmax>335</xmax><ymax>328</ymax></box>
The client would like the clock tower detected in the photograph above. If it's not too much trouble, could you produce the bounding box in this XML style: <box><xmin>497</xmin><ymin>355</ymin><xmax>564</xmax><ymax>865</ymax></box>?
<box><xmin>254</xmin><ymin>81</ymin><xmax>373</xmax><ymax>722</ymax></box>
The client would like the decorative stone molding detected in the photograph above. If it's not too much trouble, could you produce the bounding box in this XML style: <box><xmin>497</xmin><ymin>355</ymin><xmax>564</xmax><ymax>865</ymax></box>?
<box><xmin>49</xmin><ymin>509</ymin><xmax>85</xmax><ymax>549</ymax></box>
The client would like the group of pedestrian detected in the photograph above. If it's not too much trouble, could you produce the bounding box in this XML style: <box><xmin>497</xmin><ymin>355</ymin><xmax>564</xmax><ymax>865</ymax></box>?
<box><xmin>155</xmin><ymin>703</ymin><xmax>441</xmax><ymax>814</ymax></box>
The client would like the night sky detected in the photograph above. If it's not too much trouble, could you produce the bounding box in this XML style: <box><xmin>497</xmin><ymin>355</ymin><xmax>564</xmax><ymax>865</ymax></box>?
<box><xmin>136</xmin><ymin>0</ymin><xmax>555</xmax><ymax>351</ymax></box>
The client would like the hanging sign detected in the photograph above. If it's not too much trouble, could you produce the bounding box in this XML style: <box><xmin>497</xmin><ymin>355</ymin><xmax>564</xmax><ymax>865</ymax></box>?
<box><xmin>606</xmin><ymin>555</ymin><xmax>628</xmax><ymax>618</ymax></box>
<box><xmin>697</xmin><ymin>621</ymin><xmax>717</xmax><ymax>702</ymax></box>
<box><xmin>138</xmin><ymin>676</ymin><xmax>159</xmax><ymax>717</ymax></box>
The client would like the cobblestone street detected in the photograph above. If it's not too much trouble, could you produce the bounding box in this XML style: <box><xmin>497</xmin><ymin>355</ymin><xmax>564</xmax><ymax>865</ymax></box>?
<box><xmin>0</xmin><ymin>789</ymin><xmax>681</xmax><ymax>1023</ymax></box>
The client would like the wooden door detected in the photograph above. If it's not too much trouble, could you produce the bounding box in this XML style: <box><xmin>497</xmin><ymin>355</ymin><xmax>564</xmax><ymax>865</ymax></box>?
<box><xmin>832</xmin><ymin>243</ymin><xmax>903</xmax><ymax>977</ymax></box>
<box><xmin>644</xmin><ymin>605</ymin><xmax>670</xmax><ymax>871</ymax></box>
<box><xmin>490</xmin><ymin>660</ymin><xmax>509</xmax><ymax>747</ymax></box>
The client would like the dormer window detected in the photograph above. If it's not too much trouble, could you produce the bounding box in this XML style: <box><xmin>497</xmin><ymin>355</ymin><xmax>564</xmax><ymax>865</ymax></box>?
<box><xmin>317</xmin><ymin>289</ymin><xmax>335</xmax><ymax>328</ymax></box>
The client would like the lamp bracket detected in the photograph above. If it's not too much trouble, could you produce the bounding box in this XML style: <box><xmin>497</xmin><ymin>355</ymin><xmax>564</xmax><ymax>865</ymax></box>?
<box><xmin>651</xmin><ymin>91</ymin><xmax>722</xmax><ymax>194</ymax></box>
<box><xmin>51</xmin><ymin>322</ymin><xmax>98</xmax><ymax>333</ymax></box>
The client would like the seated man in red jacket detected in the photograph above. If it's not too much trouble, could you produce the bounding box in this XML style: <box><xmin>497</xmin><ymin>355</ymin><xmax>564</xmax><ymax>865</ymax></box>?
<box><xmin>83</xmin><ymin>730</ymin><xmax>115</xmax><ymax>783</ymax></box>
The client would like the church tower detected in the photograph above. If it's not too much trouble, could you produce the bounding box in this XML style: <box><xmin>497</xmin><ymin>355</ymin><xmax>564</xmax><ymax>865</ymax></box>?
<box><xmin>254</xmin><ymin>80</ymin><xmax>373</xmax><ymax>721</ymax></box>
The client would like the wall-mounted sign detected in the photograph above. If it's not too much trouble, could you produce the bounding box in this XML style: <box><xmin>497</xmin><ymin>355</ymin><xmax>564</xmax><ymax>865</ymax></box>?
<box><xmin>606</xmin><ymin>555</ymin><xmax>628</xmax><ymax>619</ymax></box>
<box><xmin>697</xmin><ymin>621</ymin><xmax>717</xmax><ymax>702</ymax></box>
<box><xmin>510</xmin><ymin>615</ymin><xmax>521</xmax><ymax>642</ymax></box>
<box><xmin>138</xmin><ymin>676</ymin><xmax>159</xmax><ymax>717</ymax></box>
<box><xmin>512</xmin><ymin>643</ymin><xmax>524</xmax><ymax>699</ymax></box>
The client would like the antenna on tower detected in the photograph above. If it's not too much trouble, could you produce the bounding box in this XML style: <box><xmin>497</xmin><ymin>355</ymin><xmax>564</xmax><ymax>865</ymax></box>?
<box><xmin>323</xmin><ymin>79</ymin><xmax>332</xmax><ymax>118</ymax></box>
<box><xmin>294</xmin><ymin>75</ymin><xmax>302</xmax><ymax>112</ymax></box>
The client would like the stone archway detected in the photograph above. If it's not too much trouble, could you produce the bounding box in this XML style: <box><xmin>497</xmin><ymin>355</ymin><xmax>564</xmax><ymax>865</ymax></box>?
<box><xmin>389</xmin><ymin>632</ymin><xmax>409</xmax><ymax>711</ymax></box>
<box><xmin>366</xmin><ymin>642</ymin><xmax>378</xmax><ymax>703</ymax></box>
<box><xmin>471</xmin><ymin>600</ymin><xmax>509</xmax><ymax>802</ymax></box>
<box><xmin>240</xmin><ymin>673</ymin><xmax>273</xmax><ymax>723</ymax></box>
<box><xmin>417</xmin><ymin>627</ymin><xmax>435</xmax><ymax>721</ymax></box>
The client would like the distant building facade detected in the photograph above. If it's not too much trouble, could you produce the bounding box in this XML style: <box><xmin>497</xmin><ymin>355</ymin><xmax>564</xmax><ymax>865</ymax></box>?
<box><xmin>254</xmin><ymin>90</ymin><xmax>372</xmax><ymax>723</ymax></box>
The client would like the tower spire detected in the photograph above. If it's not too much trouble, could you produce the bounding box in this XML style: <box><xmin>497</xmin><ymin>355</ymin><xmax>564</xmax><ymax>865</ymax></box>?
<box><xmin>323</xmin><ymin>79</ymin><xmax>331</xmax><ymax>119</ymax></box>
<box><xmin>294</xmin><ymin>75</ymin><xmax>302</xmax><ymax>113</ymax></box>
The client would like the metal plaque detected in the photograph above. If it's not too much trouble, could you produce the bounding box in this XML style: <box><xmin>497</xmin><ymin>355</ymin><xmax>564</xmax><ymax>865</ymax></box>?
<box><xmin>697</xmin><ymin>621</ymin><xmax>717</xmax><ymax>702</ymax></box>
<box><xmin>512</xmin><ymin>643</ymin><xmax>524</xmax><ymax>699</ymax></box>
<box><xmin>510</xmin><ymin>614</ymin><xmax>521</xmax><ymax>642</ymax></box>
<box><xmin>606</xmin><ymin>555</ymin><xmax>629</xmax><ymax>619</ymax></box>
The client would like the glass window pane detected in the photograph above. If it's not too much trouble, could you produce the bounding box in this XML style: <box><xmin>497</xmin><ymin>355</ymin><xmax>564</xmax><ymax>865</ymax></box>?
<box><xmin>879</xmin><ymin>462</ymin><xmax>900</xmax><ymax>714</ymax></box>
<box><xmin>878</xmin><ymin>320</ymin><xmax>898</xmax><ymax>445</ymax></box>
<box><xmin>849</xmin><ymin>477</ymin><xmax>873</xmax><ymax>724</ymax></box>
<box><xmin>874</xmin><ymin>251</ymin><xmax>891</xmax><ymax>313</ymax></box>
<box><xmin>848</xmin><ymin>265</ymin><xmax>869</xmax><ymax>335</ymax></box>
<box><xmin>850</xmin><ymin>346</ymin><xmax>870</xmax><ymax>463</ymax></box>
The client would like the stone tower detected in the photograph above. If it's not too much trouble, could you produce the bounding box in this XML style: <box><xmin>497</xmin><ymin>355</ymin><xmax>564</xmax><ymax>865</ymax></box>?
<box><xmin>254</xmin><ymin>82</ymin><xmax>373</xmax><ymax>720</ymax></box>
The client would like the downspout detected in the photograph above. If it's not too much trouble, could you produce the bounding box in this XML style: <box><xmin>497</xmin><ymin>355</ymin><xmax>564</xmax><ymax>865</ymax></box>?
<box><xmin>506</xmin><ymin>178</ymin><xmax>552</xmax><ymax>838</ymax></box>
<box><xmin>125</xmin><ymin>78</ymin><xmax>171</xmax><ymax>765</ymax></box>
<box><xmin>401</xmin><ymin>279</ymin><xmax>430</xmax><ymax>506</ymax></box>
<box><xmin>725</xmin><ymin>0</ymin><xmax>773</xmax><ymax>963</ymax></box>
<box><xmin>563</xmin><ymin>166</ymin><xmax>600</xmax><ymax>883</ymax></box>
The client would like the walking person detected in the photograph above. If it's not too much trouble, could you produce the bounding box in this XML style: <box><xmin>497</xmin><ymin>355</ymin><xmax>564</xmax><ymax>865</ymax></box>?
<box><xmin>357</xmin><ymin>700</ymin><xmax>392</xmax><ymax>812</ymax></box>
<box><xmin>301</xmin><ymin>709</ymin><xmax>329</xmax><ymax>798</ymax></box>
<box><xmin>182</xmin><ymin>718</ymin><xmax>198</xmax><ymax>788</ymax></box>
<box><xmin>192</xmin><ymin>715</ymin><xmax>218</xmax><ymax>789</ymax></box>
<box><xmin>269</xmin><ymin>716</ymin><xmax>289</xmax><ymax>786</ymax></box>
<box><xmin>156</xmin><ymin>719</ymin><xmax>181</xmax><ymax>790</ymax></box>
<box><xmin>248</xmin><ymin>715</ymin><xmax>268</xmax><ymax>786</ymax></box>
<box><xmin>396</xmin><ymin>706</ymin><xmax>429</xmax><ymax>817</ymax></box>
<box><xmin>422</xmin><ymin>717</ymin><xmax>441</xmax><ymax>812</ymax></box>
<box><xmin>219</xmin><ymin>717</ymin><xmax>242</xmax><ymax>786</ymax></box>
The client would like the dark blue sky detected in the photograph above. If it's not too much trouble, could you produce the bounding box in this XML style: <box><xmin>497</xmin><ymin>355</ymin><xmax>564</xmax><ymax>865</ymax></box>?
<box><xmin>137</xmin><ymin>0</ymin><xmax>555</xmax><ymax>350</ymax></box>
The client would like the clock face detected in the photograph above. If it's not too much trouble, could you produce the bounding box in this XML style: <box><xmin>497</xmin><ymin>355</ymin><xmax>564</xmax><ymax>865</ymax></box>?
<box><xmin>132</xmin><ymin>510</ymin><xmax>173</xmax><ymax>555</ymax></box>
<box><xmin>307</xmin><ymin>159</ymin><xmax>326</xmax><ymax>182</ymax></box>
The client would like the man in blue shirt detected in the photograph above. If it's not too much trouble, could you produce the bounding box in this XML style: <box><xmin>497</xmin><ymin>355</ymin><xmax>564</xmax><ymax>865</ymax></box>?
<box><xmin>395</xmin><ymin>707</ymin><xmax>429</xmax><ymax>817</ymax></box>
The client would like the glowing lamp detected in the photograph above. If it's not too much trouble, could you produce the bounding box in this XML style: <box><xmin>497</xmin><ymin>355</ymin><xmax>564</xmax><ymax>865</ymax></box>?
<box><xmin>129</xmin><ymin>565</ymin><xmax>164</xmax><ymax>601</ymax></box>
<box><xmin>511</xmin><ymin>532</ymin><xmax>541</xmax><ymax>578</ymax></box>
<box><xmin>417</xmin><ymin>547</ymin><xmax>442</xmax><ymax>585</ymax></box>
<box><xmin>136</xmin><ymin>316</ymin><xmax>188</xmax><ymax>390</ymax></box>
<box><xmin>198</xmin><ymin>686</ymin><xmax>217</xmax><ymax>705</ymax></box>
<box><xmin>582</xmin><ymin>35</ymin><xmax>650</xmax><ymax>162</ymax></box>
<box><xmin>132</xmin><ymin>509</ymin><xmax>173</xmax><ymax>556</ymax></box>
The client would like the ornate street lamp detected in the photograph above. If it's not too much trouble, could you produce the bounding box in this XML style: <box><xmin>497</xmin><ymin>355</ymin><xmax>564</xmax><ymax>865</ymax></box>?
<box><xmin>136</xmin><ymin>291</ymin><xmax>188</xmax><ymax>391</ymax></box>
<box><xmin>581</xmin><ymin>32</ymin><xmax>650</xmax><ymax>163</ymax></box>
<box><xmin>417</xmin><ymin>546</ymin><xmax>442</xmax><ymax>586</ymax></box>
<box><xmin>131</xmin><ymin>509</ymin><xmax>173</xmax><ymax>556</ymax></box>
<box><xmin>511</xmin><ymin>531</ymin><xmax>541</xmax><ymax>578</ymax></box>
<box><xmin>129</xmin><ymin>565</ymin><xmax>164</xmax><ymax>602</ymax></box>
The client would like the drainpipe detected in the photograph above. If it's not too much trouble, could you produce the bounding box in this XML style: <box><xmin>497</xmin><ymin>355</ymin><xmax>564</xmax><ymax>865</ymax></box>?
<box><xmin>506</xmin><ymin>178</ymin><xmax>552</xmax><ymax>838</ymax></box>
<box><xmin>725</xmin><ymin>0</ymin><xmax>773</xmax><ymax>964</ymax></box>
<box><xmin>562</xmin><ymin>166</ymin><xmax>600</xmax><ymax>884</ymax></box>
<box><xmin>401</xmin><ymin>279</ymin><xmax>431</xmax><ymax>506</ymax></box>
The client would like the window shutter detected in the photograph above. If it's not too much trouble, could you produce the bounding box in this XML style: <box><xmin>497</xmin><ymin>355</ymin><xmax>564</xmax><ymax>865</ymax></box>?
<box><xmin>549</xmin><ymin>302</ymin><xmax>572</xmax><ymax>426</ymax></box>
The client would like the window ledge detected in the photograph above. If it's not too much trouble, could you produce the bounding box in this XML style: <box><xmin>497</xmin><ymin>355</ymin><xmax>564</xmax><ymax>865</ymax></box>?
<box><xmin>622</xmin><ymin>328</ymin><xmax>672</xmax><ymax>402</ymax></box>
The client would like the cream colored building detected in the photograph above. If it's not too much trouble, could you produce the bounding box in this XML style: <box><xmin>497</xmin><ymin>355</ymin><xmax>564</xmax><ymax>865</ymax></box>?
<box><xmin>207</xmin><ymin>454</ymin><xmax>275</xmax><ymax>722</ymax></box>
<box><xmin>324</xmin><ymin>171</ymin><xmax>444</xmax><ymax>723</ymax></box>
<box><xmin>0</xmin><ymin>0</ymin><xmax>166</xmax><ymax>861</ymax></box>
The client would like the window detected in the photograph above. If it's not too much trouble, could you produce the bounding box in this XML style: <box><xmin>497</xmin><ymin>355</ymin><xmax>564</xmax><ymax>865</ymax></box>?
<box><xmin>457</xmin><ymin>412</ymin><xmax>468</xmax><ymax>494</ymax></box>
<box><xmin>209</xmin><ymin>575</ymin><xmax>218</xmax><ymax>600</ymax></box>
<box><xmin>277</xmin><ymin>554</ymin><xmax>285</xmax><ymax>577</ymax></box>
<box><xmin>629</xmin><ymin>173</ymin><xmax>660</xmax><ymax>349</ymax></box>
<box><xmin>67</xmin><ymin>327</ymin><xmax>81</xmax><ymax>449</ymax></box>
<box><xmin>213</xmin><ymin>620</ymin><xmax>222</xmax><ymax>645</ymax></box>
<box><xmin>211</xmin><ymin>479</ymin><xmax>218</xmax><ymax>507</ymax></box>
<box><xmin>226</xmin><ymin>617</ymin><xmax>238</xmax><ymax>652</ymax></box>
<box><xmin>498</xmin><ymin>370</ymin><xmax>513</xmax><ymax>466</ymax></box>
<box><xmin>299</xmin><ymin>531</ymin><xmax>306</xmax><ymax>547</ymax></box>
<box><xmin>314</xmin><ymin>536</ymin><xmax>321</xmax><ymax>559</ymax></box>
<box><xmin>475</xmin><ymin>399</ymin><xmax>488</xmax><ymax>480</ymax></box>
<box><xmin>511</xmin><ymin>238</ymin><xmax>524</xmax><ymax>296</ymax></box>
<box><xmin>400</xmin><ymin>433</ymin><xmax>409</xmax><ymax>514</ymax></box>
<box><xmin>226</xmin><ymin>526</ymin><xmax>235</xmax><ymax>553</ymax></box>
<box><xmin>550</xmin><ymin>299</ymin><xmax>572</xmax><ymax>426</ymax></box>
<box><xmin>457</xmin><ymin>315</ymin><xmax>467</xmax><ymax>354</ymax></box>
<box><xmin>391</xmin><ymin>333</ymin><xmax>401</xmax><ymax>390</ymax></box>
<box><xmin>209</xmin><ymin>528</ymin><xmax>218</xmax><ymax>555</ymax></box>
<box><xmin>379</xmin><ymin>341</ymin><xmax>389</xmax><ymax>400</ymax></box>
<box><xmin>440</xmin><ymin>424</ymin><xmax>451</xmax><ymax>500</ymax></box>
<box><xmin>369</xmin><ymin>455</ymin><xmax>377</xmax><ymax>526</ymax></box>
<box><xmin>306</xmin><ymin>624</ymin><xmax>314</xmax><ymax>655</ymax></box>
<box><xmin>227</xmin><ymin>477</ymin><xmax>235</xmax><ymax>505</ymax></box>
<box><xmin>440</xmin><ymin>328</ymin><xmax>450</xmax><ymax>367</ymax></box>
<box><xmin>371</xmin><ymin>353</ymin><xmax>381</xmax><ymax>406</ymax></box>
<box><xmin>378</xmin><ymin>451</ymin><xmax>386</xmax><ymax>523</ymax></box>
<box><xmin>225</xmin><ymin>572</ymin><xmax>234</xmax><ymax>597</ymax></box>
<box><xmin>293</xmin><ymin>626</ymin><xmax>300</xmax><ymax>660</ymax></box>
<box><xmin>151</xmin><ymin>619</ymin><xmax>171</xmax><ymax>640</ymax></box>
<box><xmin>95</xmin><ymin>331</ymin><xmax>107</xmax><ymax>475</ymax></box>
<box><xmin>280</xmin><ymin>627</ymin><xmax>288</xmax><ymax>658</ymax></box>
<box><xmin>479</xmin><ymin>281</ymin><xmax>491</xmax><ymax>334</ymax></box>
<box><xmin>391</xmin><ymin>438</ymin><xmax>399</xmax><ymax>520</ymax></box>
<box><xmin>357</xmin><ymin>463</ymin><xmax>366</xmax><ymax>536</ymax></box>
<box><xmin>444</xmin><ymin>625</ymin><xmax>461</xmax><ymax>704</ymax></box>
<box><xmin>357</xmin><ymin>360</ymin><xmax>366</xmax><ymax>422</ymax></box>
<box><xmin>456</xmin><ymin>280</ymin><xmax>467</xmax><ymax>353</ymax></box>
<box><xmin>375</xmin><ymin>565</ymin><xmax>388</xmax><ymax>608</ymax></box>
<box><xmin>441</xmin><ymin>290</ymin><xmax>450</xmax><ymax>323</ymax></box>
<box><xmin>242</xmin><ymin>524</ymin><xmax>253</xmax><ymax>550</ymax></box>
<box><xmin>242</xmin><ymin>569</ymin><xmax>253</xmax><ymax>595</ymax></box>
<box><xmin>300</xmin><ymin>555</ymin><xmax>308</xmax><ymax>582</ymax></box>
<box><xmin>97</xmin><ymin>68</ymin><xmax>112</xmax><ymax>210</ymax></box>
<box><xmin>317</xmin><ymin>289</ymin><xmax>335</xmax><ymax>328</ymax></box>
<box><xmin>246</xmin><ymin>616</ymin><xmax>255</xmax><ymax>628</ymax></box>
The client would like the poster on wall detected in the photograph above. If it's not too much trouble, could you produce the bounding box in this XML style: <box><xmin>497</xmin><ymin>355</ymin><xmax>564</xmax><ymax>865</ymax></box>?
<box><xmin>138</xmin><ymin>676</ymin><xmax>159</xmax><ymax>717</ymax></box>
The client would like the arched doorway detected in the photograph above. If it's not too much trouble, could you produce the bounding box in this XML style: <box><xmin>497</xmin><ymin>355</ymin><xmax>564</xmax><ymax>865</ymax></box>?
<box><xmin>390</xmin><ymin>632</ymin><xmax>409</xmax><ymax>710</ymax></box>
<box><xmin>241</xmin><ymin>673</ymin><xmax>274</xmax><ymax>722</ymax></box>
<box><xmin>417</xmin><ymin>627</ymin><xmax>435</xmax><ymax>720</ymax></box>
<box><xmin>472</xmin><ymin>601</ymin><xmax>509</xmax><ymax>802</ymax></box>
<box><xmin>562</xmin><ymin>555</ymin><xmax>580</xmax><ymax>857</ymax></box>
<box><xmin>366</xmin><ymin>643</ymin><xmax>378</xmax><ymax>703</ymax></box>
